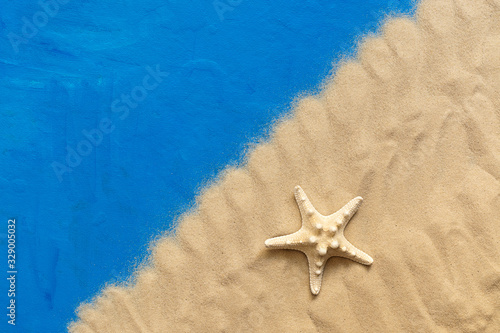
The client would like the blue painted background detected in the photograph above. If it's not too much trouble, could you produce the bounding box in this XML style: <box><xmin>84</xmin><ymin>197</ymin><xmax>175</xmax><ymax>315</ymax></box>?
<box><xmin>0</xmin><ymin>0</ymin><xmax>415</xmax><ymax>331</ymax></box>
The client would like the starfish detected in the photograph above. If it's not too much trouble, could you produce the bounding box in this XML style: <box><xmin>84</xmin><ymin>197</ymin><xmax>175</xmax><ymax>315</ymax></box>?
<box><xmin>265</xmin><ymin>186</ymin><xmax>373</xmax><ymax>295</ymax></box>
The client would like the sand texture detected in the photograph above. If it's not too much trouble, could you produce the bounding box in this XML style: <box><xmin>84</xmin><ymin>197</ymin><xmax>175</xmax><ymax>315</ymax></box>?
<box><xmin>69</xmin><ymin>0</ymin><xmax>500</xmax><ymax>331</ymax></box>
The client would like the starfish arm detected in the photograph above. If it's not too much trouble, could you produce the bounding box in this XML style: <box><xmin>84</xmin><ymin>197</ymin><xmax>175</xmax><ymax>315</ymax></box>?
<box><xmin>265</xmin><ymin>230</ymin><xmax>307</xmax><ymax>249</ymax></box>
<box><xmin>336</xmin><ymin>196</ymin><xmax>363</xmax><ymax>230</ymax></box>
<box><xmin>306</xmin><ymin>252</ymin><xmax>325</xmax><ymax>295</ymax></box>
<box><xmin>341</xmin><ymin>238</ymin><xmax>373</xmax><ymax>266</ymax></box>
<box><xmin>293</xmin><ymin>186</ymin><xmax>317</xmax><ymax>220</ymax></box>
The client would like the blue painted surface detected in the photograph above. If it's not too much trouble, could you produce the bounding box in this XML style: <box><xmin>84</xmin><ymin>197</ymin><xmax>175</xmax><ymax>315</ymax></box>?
<box><xmin>0</xmin><ymin>0</ymin><xmax>415</xmax><ymax>332</ymax></box>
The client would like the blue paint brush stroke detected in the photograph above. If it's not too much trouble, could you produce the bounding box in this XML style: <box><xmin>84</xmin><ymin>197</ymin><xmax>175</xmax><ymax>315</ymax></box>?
<box><xmin>0</xmin><ymin>0</ymin><xmax>415</xmax><ymax>331</ymax></box>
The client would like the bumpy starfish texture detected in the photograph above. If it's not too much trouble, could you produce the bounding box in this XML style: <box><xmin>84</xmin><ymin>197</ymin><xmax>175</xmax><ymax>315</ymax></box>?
<box><xmin>265</xmin><ymin>186</ymin><xmax>373</xmax><ymax>295</ymax></box>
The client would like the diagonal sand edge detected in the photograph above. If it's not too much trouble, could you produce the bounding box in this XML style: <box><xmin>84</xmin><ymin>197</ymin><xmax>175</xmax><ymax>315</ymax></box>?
<box><xmin>70</xmin><ymin>0</ymin><xmax>500</xmax><ymax>331</ymax></box>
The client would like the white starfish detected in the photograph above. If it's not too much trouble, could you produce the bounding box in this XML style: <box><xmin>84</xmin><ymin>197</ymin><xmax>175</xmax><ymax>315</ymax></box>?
<box><xmin>265</xmin><ymin>186</ymin><xmax>373</xmax><ymax>295</ymax></box>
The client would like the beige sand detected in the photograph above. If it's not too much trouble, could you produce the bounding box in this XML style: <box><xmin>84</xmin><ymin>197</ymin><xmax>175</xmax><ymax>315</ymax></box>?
<box><xmin>69</xmin><ymin>0</ymin><xmax>500</xmax><ymax>331</ymax></box>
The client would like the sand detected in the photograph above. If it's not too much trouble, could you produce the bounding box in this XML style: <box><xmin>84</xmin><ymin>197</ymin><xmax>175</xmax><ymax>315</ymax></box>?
<box><xmin>69</xmin><ymin>0</ymin><xmax>500</xmax><ymax>331</ymax></box>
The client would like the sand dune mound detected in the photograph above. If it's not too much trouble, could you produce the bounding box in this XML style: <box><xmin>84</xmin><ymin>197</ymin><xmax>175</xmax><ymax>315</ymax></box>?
<box><xmin>70</xmin><ymin>0</ymin><xmax>500</xmax><ymax>331</ymax></box>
